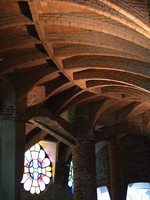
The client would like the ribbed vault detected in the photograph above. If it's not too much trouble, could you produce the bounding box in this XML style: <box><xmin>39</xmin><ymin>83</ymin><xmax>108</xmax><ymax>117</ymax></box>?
<box><xmin>0</xmin><ymin>0</ymin><xmax>150</xmax><ymax>154</ymax></box>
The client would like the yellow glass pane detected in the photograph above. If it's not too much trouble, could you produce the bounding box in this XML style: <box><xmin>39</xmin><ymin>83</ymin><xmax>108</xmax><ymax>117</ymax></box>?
<box><xmin>46</xmin><ymin>166</ymin><xmax>51</xmax><ymax>171</ymax></box>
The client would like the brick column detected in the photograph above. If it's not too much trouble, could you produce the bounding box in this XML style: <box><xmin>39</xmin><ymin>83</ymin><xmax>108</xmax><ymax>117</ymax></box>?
<box><xmin>108</xmin><ymin>138</ymin><xmax>127</xmax><ymax>200</ymax></box>
<box><xmin>70</xmin><ymin>103</ymin><xmax>97</xmax><ymax>200</ymax></box>
<box><xmin>72</xmin><ymin>139</ymin><xmax>97</xmax><ymax>200</ymax></box>
<box><xmin>0</xmin><ymin>75</ymin><xmax>25</xmax><ymax>200</ymax></box>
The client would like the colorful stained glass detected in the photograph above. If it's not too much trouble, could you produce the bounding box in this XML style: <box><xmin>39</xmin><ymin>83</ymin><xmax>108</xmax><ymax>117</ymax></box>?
<box><xmin>21</xmin><ymin>143</ymin><xmax>52</xmax><ymax>194</ymax></box>
<box><xmin>68</xmin><ymin>161</ymin><xmax>74</xmax><ymax>194</ymax></box>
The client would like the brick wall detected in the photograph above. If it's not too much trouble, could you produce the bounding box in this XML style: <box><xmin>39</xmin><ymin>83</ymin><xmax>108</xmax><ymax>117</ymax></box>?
<box><xmin>117</xmin><ymin>134</ymin><xmax>150</xmax><ymax>184</ymax></box>
<box><xmin>95</xmin><ymin>134</ymin><xmax>150</xmax><ymax>190</ymax></box>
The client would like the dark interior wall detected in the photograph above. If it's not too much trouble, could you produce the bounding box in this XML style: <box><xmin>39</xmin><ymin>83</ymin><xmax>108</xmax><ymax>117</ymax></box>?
<box><xmin>117</xmin><ymin>134</ymin><xmax>150</xmax><ymax>184</ymax></box>
<box><xmin>20</xmin><ymin>183</ymin><xmax>74</xmax><ymax>200</ymax></box>
<box><xmin>95</xmin><ymin>141</ymin><xmax>110</xmax><ymax>188</ymax></box>
<box><xmin>95</xmin><ymin>135</ymin><xmax>150</xmax><ymax>189</ymax></box>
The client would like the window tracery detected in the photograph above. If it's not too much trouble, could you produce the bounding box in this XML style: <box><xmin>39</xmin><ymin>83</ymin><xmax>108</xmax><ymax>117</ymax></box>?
<box><xmin>21</xmin><ymin>143</ymin><xmax>52</xmax><ymax>194</ymax></box>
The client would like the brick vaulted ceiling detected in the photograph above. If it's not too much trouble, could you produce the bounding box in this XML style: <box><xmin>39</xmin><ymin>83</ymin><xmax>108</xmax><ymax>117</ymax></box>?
<box><xmin>1</xmin><ymin>0</ymin><xmax>150</xmax><ymax>147</ymax></box>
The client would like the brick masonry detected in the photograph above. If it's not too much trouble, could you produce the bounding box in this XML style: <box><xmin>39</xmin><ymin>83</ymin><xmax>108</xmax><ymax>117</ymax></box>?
<box><xmin>95</xmin><ymin>134</ymin><xmax>150</xmax><ymax>199</ymax></box>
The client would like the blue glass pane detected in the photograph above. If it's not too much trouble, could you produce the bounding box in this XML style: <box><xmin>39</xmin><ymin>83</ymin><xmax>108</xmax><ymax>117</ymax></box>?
<box><xmin>21</xmin><ymin>143</ymin><xmax>53</xmax><ymax>194</ymax></box>
<box><xmin>30</xmin><ymin>173</ymin><xmax>34</xmax><ymax>179</ymax></box>
<box><xmin>38</xmin><ymin>173</ymin><xmax>41</xmax><ymax>179</ymax></box>
<box><xmin>38</xmin><ymin>161</ymin><xmax>42</xmax><ymax>168</ymax></box>
<box><xmin>71</xmin><ymin>184</ymin><xmax>74</xmax><ymax>194</ymax></box>
<box><xmin>29</xmin><ymin>161</ymin><xmax>33</xmax><ymax>168</ymax></box>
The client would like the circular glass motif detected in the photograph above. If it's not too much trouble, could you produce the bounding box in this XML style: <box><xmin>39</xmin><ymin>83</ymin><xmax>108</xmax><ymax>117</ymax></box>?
<box><xmin>21</xmin><ymin>143</ymin><xmax>52</xmax><ymax>194</ymax></box>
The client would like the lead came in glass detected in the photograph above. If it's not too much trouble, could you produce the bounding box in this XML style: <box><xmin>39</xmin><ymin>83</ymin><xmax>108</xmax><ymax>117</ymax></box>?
<box><xmin>21</xmin><ymin>143</ymin><xmax>52</xmax><ymax>194</ymax></box>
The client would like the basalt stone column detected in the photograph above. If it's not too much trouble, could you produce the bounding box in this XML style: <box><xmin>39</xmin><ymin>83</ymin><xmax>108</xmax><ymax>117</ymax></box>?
<box><xmin>108</xmin><ymin>138</ymin><xmax>127</xmax><ymax>200</ymax></box>
<box><xmin>72</xmin><ymin>139</ymin><xmax>97</xmax><ymax>200</ymax></box>
<box><xmin>55</xmin><ymin>161</ymin><xmax>69</xmax><ymax>186</ymax></box>
<box><xmin>0</xmin><ymin>75</ymin><xmax>25</xmax><ymax>200</ymax></box>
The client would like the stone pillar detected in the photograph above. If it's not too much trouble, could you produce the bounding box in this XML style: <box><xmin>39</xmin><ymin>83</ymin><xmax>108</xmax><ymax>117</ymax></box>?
<box><xmin>70</xmin><ymin>104</ymin><xmax>97</xmax><ymax>200</ymax></box>
<box><xmin>72</xmin><ymin>139</ymin><xmax>97</xmax><ymax>200</ymax></box>
<box><xmin>55</xmin><ymin>161</ymin><xmax>69</xmax><ymax>186</ymax></box>
<box><xmin>108</xmin><ymin>138</ymin><xmax>127</xmax><ymax>200</ymax></box>
<box><xmin>0</xmin><ymin>75</ymin><xmax>25</xmax><ymax>200</ymax></box>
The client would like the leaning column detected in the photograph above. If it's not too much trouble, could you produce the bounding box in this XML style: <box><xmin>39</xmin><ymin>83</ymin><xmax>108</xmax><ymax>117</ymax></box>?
<box><xmin>0</xmin><ymin>74</ymin><xmax>25</xmax><ymax>200</ymax></box>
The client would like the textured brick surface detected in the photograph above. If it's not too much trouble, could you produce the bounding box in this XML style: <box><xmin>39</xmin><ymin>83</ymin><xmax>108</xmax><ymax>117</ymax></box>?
<box><xmin>95</xmin><ymin>134</ymin><xmax>150</xmax><ymax>200</ymax></box>
<box><xmin>0</xmin><ymin>1</ymin><xmax>150</xmax><ymax>199</ymax></box>
<box><xmin>73</xmin><ymin>139</ymin><xmax>97</xmax><ymax>200</ymax></box>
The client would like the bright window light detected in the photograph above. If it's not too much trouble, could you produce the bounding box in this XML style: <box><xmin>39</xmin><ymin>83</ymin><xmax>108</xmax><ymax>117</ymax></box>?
<box><xmin>68</xmin><ymin>161</ymin><xmax>74</xmax><ymax>194</ymax></box>
<box><xmin>21</xmin><ymin>143</ymin><xmax>52</xmax><ymax>194</ymax></box>
<box><xmin>127</xmin><ymin>182</ymin><xmax>150</xmax><ymax>200</ymax></box>
<box><xmin>97</xmin><ymin>186</ymin><xmax>111</xmax><ymax>200</ymax></box>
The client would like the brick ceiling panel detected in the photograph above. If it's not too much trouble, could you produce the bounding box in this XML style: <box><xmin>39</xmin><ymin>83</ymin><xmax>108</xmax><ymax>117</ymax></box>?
<box><xmin>0</xmin><ymin>0</ymin><xmax>150</xmax><ymax>135</ymax></box>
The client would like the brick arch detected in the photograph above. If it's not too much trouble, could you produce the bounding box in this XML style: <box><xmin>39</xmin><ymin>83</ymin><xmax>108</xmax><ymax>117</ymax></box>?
<box><xmin>44</xmin><ymin>28</ymin><xmax>150</xmax><ymax>60</ymax></box>
<box><xmin>63</xmin><ymin>55</ymin><xmax>150</xmax><ymax>77</ymax></box>
<box><xmin>73</xmin><ymin>69</ymin><xmax>150</xmax><ymax>93</ymax></box>
<box><xmin>92</xmin><ymin>86</ymin><xmax>150</xmax><ymax>127</ymax></box>
<box><xmin>55</xmin><ymin>45</ymin><xmax>150</xmax><ymax>63</ymax></box>
<box><xmin>51</xmin><ymin>0</ymin><xmax>150</xmax><ymax>38</ymax></box>
<box><xmin>101</xmin><ymin>86</ymin><xmax>150</xmax><ymax>103</ymax></box>
<box><xmin>39</xmin><ymin>14</ymin><xmax>150</xmax><ymax>49</ymax></box>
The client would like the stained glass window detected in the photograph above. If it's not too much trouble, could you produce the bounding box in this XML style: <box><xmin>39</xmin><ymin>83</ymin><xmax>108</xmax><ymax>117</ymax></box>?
<box><xmin>68</xmin><ymin>161</ymin><xmax>74</xmax><ymax>194</ymax></box>
<box><xmin>21</xmin><ymin>143</ymin><xmax>52</xmax><ymax>194</ymax></box>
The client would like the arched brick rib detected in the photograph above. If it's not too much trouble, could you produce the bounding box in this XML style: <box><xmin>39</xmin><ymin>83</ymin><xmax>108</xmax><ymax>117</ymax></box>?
<box><xmin>86</xmin><ymin>80</ymin><xmax>127</xmax><ymax>88</ymax></box>
<box><xmin>38</xmin><ymin>13</ymin><xmax>150</xmax><ymax>49</ymax></box>
<box><xmin>73</xmin><ymin>69</ymin><xmax>150</xmax><ymax>93</ymax></box>
<box><xmin>64</xmin><ymin>55</ymin><xmax>150</xmax><ymax>77</ymax></box>
<box><xmin>55</xmin><ymin>45</ymin><xmax>150</xmax><ymax>63</ymax></box>
<box><xmin>123</xmin><ymin>102</ymin><xmax>150</xmax><ymax>123</ymax></box>
<box><xmin>0</xmin><ymin>26</ymin><xmax>39</xmax><ymax>52</ymax></box>
<box><xmin>0</xmin><ymin>13</ymin><xmax>33</xmax><ymax>30</ymax></box>
<box><xmin>101</xmin><ymin>86</ymin><xmax>150</xmax><ymax>103</ymax></box>
<box><xmin>45</xmin><ymin>28</ymin><xmax>150</xmax><ymax>59</ymax></box>
<box><xmin>45</xmin><ymin>0</ymin><xmax>150</xmax><ymax>37</ymax></box>
<box><xmin>0</xmin><ymin>47</ymin><xmax>49</xmax><ymax>74</ymax></box>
